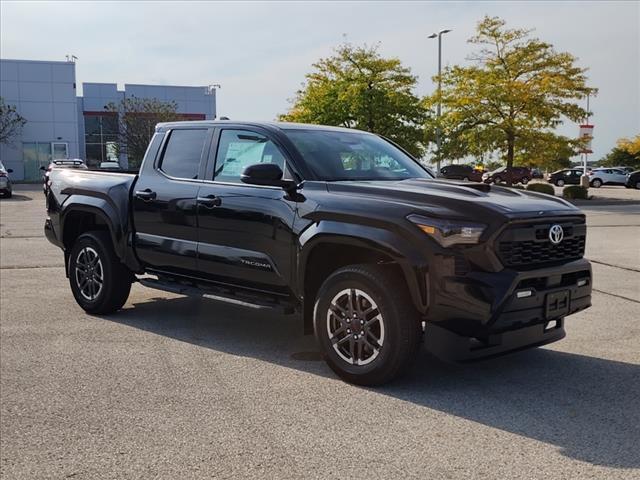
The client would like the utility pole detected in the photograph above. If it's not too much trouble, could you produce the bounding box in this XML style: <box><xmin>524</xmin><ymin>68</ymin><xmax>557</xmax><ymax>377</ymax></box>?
<box><xmin>428</xmin><ymin>29</ymin><xmax>452</xmax><ymax>173</ymax></box>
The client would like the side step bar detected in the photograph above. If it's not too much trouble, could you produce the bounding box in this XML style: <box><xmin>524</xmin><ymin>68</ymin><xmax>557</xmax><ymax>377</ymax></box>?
<box><xmin>138</xmin><ymin>277</ymin><xmax>296</xmax><ymax>314</ymax></box>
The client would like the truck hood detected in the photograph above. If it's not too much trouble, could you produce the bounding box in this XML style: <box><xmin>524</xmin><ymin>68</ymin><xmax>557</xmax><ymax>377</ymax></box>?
<box><xmin>325</xmin><ymin>178</ymin><xmax>581</xmax><ymax>220</ymax></box>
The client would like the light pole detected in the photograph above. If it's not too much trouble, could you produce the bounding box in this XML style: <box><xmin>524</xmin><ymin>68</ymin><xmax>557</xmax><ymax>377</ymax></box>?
<box><xmin>428</xmin><ymin>29</ymin><xmax>452</xmax><ymax>173</ymax></box>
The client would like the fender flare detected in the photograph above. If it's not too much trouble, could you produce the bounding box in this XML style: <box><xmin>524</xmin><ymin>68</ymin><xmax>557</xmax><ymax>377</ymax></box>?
<box><xmin>59</xmin><ymin>193</ymin><xmax>140</xmax><ymax>272</ymax></box>
<box><xmin>297</xmin><ymin>221</ymin><xmax>429</xmax><ymax>313</ymax></box>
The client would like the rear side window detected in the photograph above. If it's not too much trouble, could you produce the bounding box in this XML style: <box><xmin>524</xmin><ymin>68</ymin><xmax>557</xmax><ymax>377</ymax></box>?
<box><xmin>160</xmin><ymin>129</ymin><xmax>208</xmax><ymax>179</ymax></box>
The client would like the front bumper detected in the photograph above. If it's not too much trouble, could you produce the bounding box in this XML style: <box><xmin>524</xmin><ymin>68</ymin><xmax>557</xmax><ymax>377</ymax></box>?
<box><xmin>425</xmin><ymin>319</ymin><xmax>566</xmax><ymax>362</ymax></box>
<box><xmin>429</xmin><ymin>257</ymin><xmax>592</xmax><ymax>338</ymax></box>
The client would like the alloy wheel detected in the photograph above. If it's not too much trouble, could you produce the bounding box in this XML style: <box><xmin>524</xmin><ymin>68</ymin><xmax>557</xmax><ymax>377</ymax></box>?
<box><xmin>75</xmin><ymin>246</ymin><xmax>104</xmax><ymax>301</ymax></box>
<box><xmin>326</xmin><ymin>288</ymin><xmax>385</xmax><ymax>366</ymax></box>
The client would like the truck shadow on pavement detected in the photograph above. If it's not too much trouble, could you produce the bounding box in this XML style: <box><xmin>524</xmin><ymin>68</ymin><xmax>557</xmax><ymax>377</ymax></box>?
<box><xmin>108</xmin><ymin>295</ymin><xmax>640</xmax><ymax>470</ymax></box>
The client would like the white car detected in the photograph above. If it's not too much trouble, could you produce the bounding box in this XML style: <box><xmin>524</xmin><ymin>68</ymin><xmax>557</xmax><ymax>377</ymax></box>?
<box><xmin>99</xmin><ymin>161</ymin><xmax>121</xmax><ymax>170</ymax></box>
<box><xmin>588</xmin><ymin>168</ymin><xmax>628</xmax><ymax>188</ymax></box>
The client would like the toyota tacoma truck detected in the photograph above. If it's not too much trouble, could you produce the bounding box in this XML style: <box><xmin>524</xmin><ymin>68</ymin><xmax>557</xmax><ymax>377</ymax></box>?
<box><xmin>44</xmin><ymin>121</ymin><xmax>592</xmax><ymax>385</ymax></box>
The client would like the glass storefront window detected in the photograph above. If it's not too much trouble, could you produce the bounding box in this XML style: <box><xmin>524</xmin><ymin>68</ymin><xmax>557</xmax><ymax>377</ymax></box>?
<box><xmin>84</xmin><ymin>114</ymin><xmax>120</xmax><ymax>167</ymax></box>
<box><xmin>23</xmin><ymin>142</ymin><xmax>52</xmax><ymax>181</ymax></box>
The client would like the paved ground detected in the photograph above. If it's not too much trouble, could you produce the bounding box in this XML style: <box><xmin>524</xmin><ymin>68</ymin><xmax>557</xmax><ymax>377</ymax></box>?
<box><xmin>1</xmin><ymin>185</ymin><xmax>639</xmax><ymax>479</ymax></box>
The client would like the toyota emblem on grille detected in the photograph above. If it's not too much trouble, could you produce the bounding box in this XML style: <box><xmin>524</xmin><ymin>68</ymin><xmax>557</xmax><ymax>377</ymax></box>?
<box><xmin>549</xmin><ymin>224</ymin><xmax>564</xmax><ymax>244</ymax></box>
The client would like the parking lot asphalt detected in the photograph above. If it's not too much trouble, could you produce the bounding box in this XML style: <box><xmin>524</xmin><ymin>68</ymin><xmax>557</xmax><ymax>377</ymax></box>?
<box><xmin>1</xmin><ymin>185</ymin><xmax>639</xmax><ymax>479</ymax></box>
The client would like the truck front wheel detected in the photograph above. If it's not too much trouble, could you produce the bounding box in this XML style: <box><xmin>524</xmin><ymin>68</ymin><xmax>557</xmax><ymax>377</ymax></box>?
<box><xmin>313</xmin><ymin>264</ymin><xmax>421</xmax><ymax>386</ymax></box>
<box><xmin>68</xmin><ymin>231</ymin><xmax>132</xmax><ymax>314</ymax></box>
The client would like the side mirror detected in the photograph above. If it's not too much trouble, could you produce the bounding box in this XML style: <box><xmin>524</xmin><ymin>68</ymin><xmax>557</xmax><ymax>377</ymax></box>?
<box><xmin>241</xmin><ymin>163</ymin><xmax>297</xmax><ymax>190</ymax></box>
<box><xmin>7</xmin><ymin>169</ymin><xmax>13</xmax><ymax>173</ymax></box>
<box><xmin>40</xmin><ymin>166</ymin><xmax>46</xmax><ymax>171</ymax></box>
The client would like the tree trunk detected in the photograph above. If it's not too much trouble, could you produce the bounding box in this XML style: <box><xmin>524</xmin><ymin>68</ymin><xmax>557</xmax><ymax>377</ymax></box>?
<box><xmin>506</xmin><ymin>132</ymin><xmax>515</xmax><ymax>186</ymax></box>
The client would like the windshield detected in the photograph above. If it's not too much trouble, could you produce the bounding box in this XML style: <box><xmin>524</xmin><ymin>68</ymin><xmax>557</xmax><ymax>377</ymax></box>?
<box><xmin>284</xmin><ymin>129</ymin><xmax>431</xmax><ymax>181</ymax></box>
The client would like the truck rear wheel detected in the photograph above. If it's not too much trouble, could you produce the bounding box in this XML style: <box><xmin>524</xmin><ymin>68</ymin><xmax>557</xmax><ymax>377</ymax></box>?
<box><xmin>313</xmin><ymin>264</ymin><xmax>421</xmax><ymax>386</ymax></box>
<box><xmin>68</xmin><ymin>231</ymin><xmax>132</xmax><ymax>314</ymax></box>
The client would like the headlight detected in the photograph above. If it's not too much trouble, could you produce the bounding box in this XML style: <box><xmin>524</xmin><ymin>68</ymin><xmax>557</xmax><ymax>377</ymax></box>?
<box><xmin>407</xmin><ymin>214</ymin><xmax>486</xmax><ymax>247</ymax></box>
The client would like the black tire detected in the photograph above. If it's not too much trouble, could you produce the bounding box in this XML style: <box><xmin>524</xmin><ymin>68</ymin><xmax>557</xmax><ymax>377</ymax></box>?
<box><xmin>556</xmin><ymin>179</ymin><xmax>565</xmax><ymax>187</ymax></box>
<box><xmin>591</xmin><ymin>178</ymin><xmax>602</xmax><ymax>188</ymax></box>
<box><xmin>635</xmin><ymin>181</ymin><xmax>640</xmax><ymax>190</ymax></box>
<box><xmin>313</xmin><ymin>264</ymin><xmax>422</xmax><ymax>386</ymax></box>
<box><xmin>462</xmin><ymin>176</ymin><xmax>470</xmax><ymax>182</ymax></box>
<box><xmin>521</xmin><ymin>177</ymin><xmax>529</xmax><ymax>185</ymax></box>
<box><xmin>494</xmin><ymin>176</ymin><xmax>502</xmax><ymax>184</ymax></box>
<box><xmin>68</xmin><ymin>231</ymin><xmax>132</xmax><ymax>314</ymax></box>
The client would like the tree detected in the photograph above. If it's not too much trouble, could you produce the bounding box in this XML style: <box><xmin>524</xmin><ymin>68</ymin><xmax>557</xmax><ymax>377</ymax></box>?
<box><xmin>0</xmin><ymin>97</ymin><xmax>26</xmax><ymax>145</ymax></box>
<box><xmin>105</xmin><ymin>97</ymin><xmax>183</xmax><ymax>168</ymax></box>
<box><xmin>280</xmin><ymin>43</ymin><xmax>428</xmax><ymax>157</ymax></box>
<box><xmin>514</xmin><ymin>131</ymin><xmax>577</xmax><ymax>171</ymax></box>
<box><xmin>599</xmin><ymin>134</ymin><xmax>640</xmax><ymax>169</ymax></box>
<box><xmin>429</xmin><ymin>16</ymin><xmax>596</xmax><ymax>183</ymax></box>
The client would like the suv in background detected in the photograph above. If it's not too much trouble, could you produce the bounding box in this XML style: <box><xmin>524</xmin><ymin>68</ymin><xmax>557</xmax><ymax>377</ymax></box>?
<box><xmin>548</xmin><ymin>169</ymin><xmax>584</xmax><ymax>187</ymax></box>
<box><xmin>482</xmin><ymin>166</ymin><xmax>531</xmax><ymax>185</ymax></box>
<box><xmin>625</xmin><ymin>170</ymin><xmax>640</xmax><ymax>189</ymax></box>
<box><xmin>0</xmin><ymin>161</ymin><xmax>13</xmax><ymax>198</ymax></box>
<box><xmin>588</xmin><ymin>168</ymin><xmax>628</xmax><ymax>187</ymax></box>
<box><xmin>439</xmin><ymin>164</ymin><xmax>483</xmax><ymax>182</ymax></box>
<box><xmin>531</xmin><ymin>168</ymin><xmax>544</xmax><ymax>179</ymax></box>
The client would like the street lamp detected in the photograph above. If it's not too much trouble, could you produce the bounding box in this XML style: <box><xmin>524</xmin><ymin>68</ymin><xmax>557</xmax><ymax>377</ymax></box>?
<box><xmin>428</xmin><ymin>29</ymin><xmax>452</xmax><ymax>173</ymax></box>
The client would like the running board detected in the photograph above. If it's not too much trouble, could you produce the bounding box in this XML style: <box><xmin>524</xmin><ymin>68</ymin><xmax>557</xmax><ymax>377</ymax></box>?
<box><xmin>138</xmin><ymin>277</ymin><xmax>296</xmax><ymax>314</ymax></box>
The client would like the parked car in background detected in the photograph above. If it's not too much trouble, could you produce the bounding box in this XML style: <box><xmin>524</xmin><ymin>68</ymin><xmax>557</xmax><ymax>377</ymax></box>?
<box><xmin>482</xmin><ymin>166</ymin><xmax>531</xmax><ymax>185</ymax></box>
<box><xmin>439</xmin><ymin>164</ymin><xmax>483</xmax><ymax>182</ymax></box>
<box><xmin>614</xmin><ymin>166</ymin><xmax>635</xmax><ymax>174</ymax></box>
<box><xmin>547</xmin><ymin>169</ymin><xmax>584</xmax><ymax>187</ymax></box>
<box><xmin>625</xmin><ymin>170</ymin><xmax>640</xmax><ymax>189</ymax></box>
<box><xmin>41</xmin><ymin>159</ymin><xmax>87</xmax><ymax>193</ymax></box>
<box><xmin>0</xmin><ymin>161</ymin><xmax>13</xmax><ymax>198</ymax></box>
<box><xmin>98</xmin><ymin>161</ymin><xmax>121</xmax><ymax>170</ymax></box>
<box><xmin>588</xmin><ymin>168</ymin><xmax>628</xmax><ymax>188</ymax></box>
<box><xmin>531</xmin><ymin>168</ymin><xmax>544</xmax><ymax>179</ymax></box>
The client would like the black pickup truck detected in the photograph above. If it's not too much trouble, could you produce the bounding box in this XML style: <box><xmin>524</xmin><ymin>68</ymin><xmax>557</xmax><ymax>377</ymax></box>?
<box><xmin>44</xmin><ymin>121</ymin><xmax>592</xmax><ymax>385</ymax></box>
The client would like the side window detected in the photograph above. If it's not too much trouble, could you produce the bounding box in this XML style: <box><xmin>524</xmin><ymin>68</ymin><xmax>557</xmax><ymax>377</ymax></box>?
<box><xmin>159</xmin><ymin>129</ymin><xmax>208</xmax><ymax>179</ymax></box>
<box><xmin>214</xmin><ymin>129</ymin><xmax>286</xmax><ymax>183</ymax></box>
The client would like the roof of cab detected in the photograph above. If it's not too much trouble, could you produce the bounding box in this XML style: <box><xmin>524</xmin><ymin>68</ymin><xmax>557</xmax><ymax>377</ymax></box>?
<box><xmin>154</xmin><ymin>120</ymin><xmax>372</xmax><ymax>135</ymax></box>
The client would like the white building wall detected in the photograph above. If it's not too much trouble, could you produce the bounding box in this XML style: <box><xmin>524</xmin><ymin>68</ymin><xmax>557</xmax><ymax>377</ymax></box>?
<box><xmin>0</xmin><ymin>59</ymin><xmax>79</xmax><ymax>180</ymax></box>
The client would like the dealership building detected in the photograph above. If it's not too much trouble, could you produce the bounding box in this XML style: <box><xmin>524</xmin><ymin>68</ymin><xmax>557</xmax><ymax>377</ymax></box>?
<box><xmin>0</xmin><ymin>58</ymin><xmax>217</xmax><ymax>180</ymax></box>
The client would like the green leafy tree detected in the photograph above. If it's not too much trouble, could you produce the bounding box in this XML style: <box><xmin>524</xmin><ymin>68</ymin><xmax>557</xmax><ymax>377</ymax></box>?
<box><xmin>599</xmin><ymin>134</ymin><xmax>640</xmax><ymax>169</ymax></box>
<box><xmin>0</xmin><ymin>97</ymin><xmax>26</xmax><ymax>145</ymax></box>
<box><xmin>280</xmin><ymin>43</ymin><xmax>428</xmax><ymax>157</ymax></box>
<box><xmin>106</xmin><ymin>96</ymin><xmax>183</xmax><ymax>168</ymax></box>
<box><xmin>429</xmin><ymin>16</ymin><xmax>596</xmax><ymax>183</ymax></box>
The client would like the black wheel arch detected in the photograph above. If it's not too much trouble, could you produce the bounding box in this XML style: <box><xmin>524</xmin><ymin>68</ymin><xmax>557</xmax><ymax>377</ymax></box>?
<box><xmin>60</xmin><ymin>200</ymin><xmax>141</xmax><ymax>274</ymax></box>
<box><xmin>297</xmin><ymin>222</ymin><xmax>429</xmax><ymax>334</ymax></box>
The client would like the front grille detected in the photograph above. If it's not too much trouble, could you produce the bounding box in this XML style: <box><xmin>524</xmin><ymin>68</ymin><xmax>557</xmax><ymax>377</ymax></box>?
<box><xmin>496</xmin><ymin>219</ymin><xmax>586</xmax><ymax>269</ymax></box>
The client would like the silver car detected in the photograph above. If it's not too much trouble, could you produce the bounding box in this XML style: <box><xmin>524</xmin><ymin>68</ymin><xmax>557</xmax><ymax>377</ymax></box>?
<box><xmin>0</xmin><ymin>161</ymin><xmax>13</xmax><ymax>198</ymax></box>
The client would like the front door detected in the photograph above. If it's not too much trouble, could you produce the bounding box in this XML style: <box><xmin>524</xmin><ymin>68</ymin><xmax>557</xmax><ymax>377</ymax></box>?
<box><xmin>196</xmin><ymin>128</ymin><xmax>297</xmax><ymax>295</ymax></box>
<box><xmin>132</xmin><ymin>128</ymin><xmax>210</xmax><ymax>276</ymax></box>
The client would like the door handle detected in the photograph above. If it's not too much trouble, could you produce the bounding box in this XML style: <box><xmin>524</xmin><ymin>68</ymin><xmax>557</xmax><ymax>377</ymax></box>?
<box><xmin>197</xmin><ymin>194</ymin><xmax>222</xmax><ymax>209</ymax></box>
<box><xmin>135</xmin><ymin>189</ymin><xmax>156</xmax><ymax>201</ymax></box>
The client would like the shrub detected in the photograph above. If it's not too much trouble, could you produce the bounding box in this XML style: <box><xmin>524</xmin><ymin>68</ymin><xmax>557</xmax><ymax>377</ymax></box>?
<box><xmin>526</xmin><ymin>183</ymin><xmax>555</xmax><ymax>195</ymax></box>
<box><xmin>563</xmin><ymin>185</ymin><xmax>589</xmax><ymax>200</ymax></box>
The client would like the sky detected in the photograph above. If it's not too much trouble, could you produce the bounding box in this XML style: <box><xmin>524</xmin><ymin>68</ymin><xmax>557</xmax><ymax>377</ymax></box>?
<box><xmin>1</xmin><ymin>0</ymin><xmax>638</xmax><ymax>161</ymax></box>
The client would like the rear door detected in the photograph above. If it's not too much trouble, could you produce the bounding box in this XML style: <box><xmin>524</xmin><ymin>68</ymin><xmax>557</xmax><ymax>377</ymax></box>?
<box><xmin>195</xmin><ymin>127</ymin><xmax>298</xmax><ymax>295</ymax></box>
<box><xmin>610</xmin><ymin>169</ymin><xmax>628</xmax><ymax>184</ymax></box>
<box><xmin>132</xmin><ymin>127</ymin><xmax>211</xmax><ymax>276</ymax></box>
<box><xmin>570</xmin><ymin>170</ymin><xmax>583</xmax><ymax>184</ymax></box>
